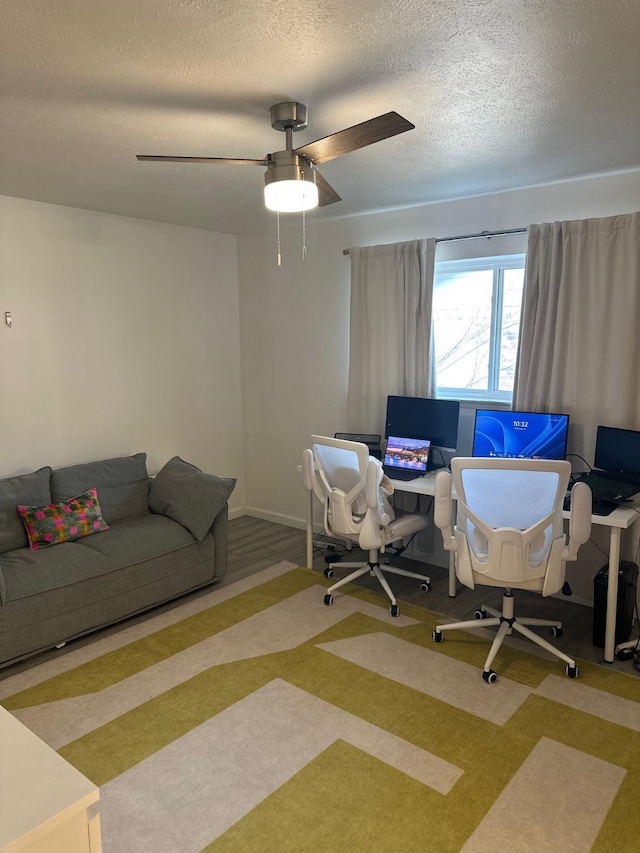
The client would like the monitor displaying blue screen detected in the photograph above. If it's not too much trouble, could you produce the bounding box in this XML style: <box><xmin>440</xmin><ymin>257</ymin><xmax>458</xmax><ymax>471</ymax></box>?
<box><xmin>472</xmin><ymin>410</ymin><xmax>570</xmax><ymax>460</ymax></box>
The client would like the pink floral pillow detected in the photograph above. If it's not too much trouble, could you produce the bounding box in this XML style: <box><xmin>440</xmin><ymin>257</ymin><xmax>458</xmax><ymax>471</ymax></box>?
<box><xmin>17</xmin><ymin>487</ymin><xmax>109</xmax><ymax>550</ymax></box>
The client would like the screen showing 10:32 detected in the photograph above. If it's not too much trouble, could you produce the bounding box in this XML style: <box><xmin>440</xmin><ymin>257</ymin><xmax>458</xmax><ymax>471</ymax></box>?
<box><xmin>472</xmin><ymin>410</ymin><xmax>569</xmax><ymax>461</ymax></box>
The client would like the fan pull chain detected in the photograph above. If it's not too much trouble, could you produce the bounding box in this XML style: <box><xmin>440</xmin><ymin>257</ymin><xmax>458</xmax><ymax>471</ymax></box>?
<box><xmin>277</xmin><ymin>211</ymin><xmax>282</xmax><ymax>267</ymax></box>
<box><xmin>302</xmin><ymin>209</ymin><xmax>307</xmax><ymax>260</ymax></box>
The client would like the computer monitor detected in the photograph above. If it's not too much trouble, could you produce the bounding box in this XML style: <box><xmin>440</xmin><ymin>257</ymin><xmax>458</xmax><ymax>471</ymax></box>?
<box><xmin>594</xmin><ymin>425</ymin><xmax>640</xmax><ymax>475</ymax></box>
<box><xmin>333</xmin><ymin>433</ymin><xmax>382</xmax><ymax>460</ymax></box>
<box><xmin>384</xmin><ymin>396</ymin><xmax>460</xmax><ymax>451</ymax></box>
<box><xmin>472</xmin><ymin>409</ymin><xmax>570</xmax><ymax>460</ymax></box>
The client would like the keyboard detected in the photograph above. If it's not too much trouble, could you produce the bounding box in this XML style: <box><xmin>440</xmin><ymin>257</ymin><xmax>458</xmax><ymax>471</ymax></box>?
<box><xmin>384</xmin><ymin>468</ymin><xmax>424</xmax><ymax>481</ymax></box>
<box><xmin>574</xmin><ymin>472</ymin><xmax>640</xmax><ymax>502</ymax></box>
<box><xmin>565</xmin><ymin>493</ymin><xmax>618</xmax><ymax>516</ymax></box>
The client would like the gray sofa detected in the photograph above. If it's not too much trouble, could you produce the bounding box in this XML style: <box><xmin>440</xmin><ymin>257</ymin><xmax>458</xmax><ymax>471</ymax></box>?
<box><xmin>0</xmin><ymin>453</ymin><xmax>235</xmax><ymax>668</ymax></box>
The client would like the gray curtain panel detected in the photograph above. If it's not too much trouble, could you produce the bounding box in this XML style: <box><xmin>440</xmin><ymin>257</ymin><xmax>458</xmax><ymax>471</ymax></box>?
<box><xmin>514</xmin><ymin>211</ymin><xmax>640</xmax><ymax>462</ymax></box>
<box><xmin>347</xmin><ymin>238</ymin><xmax>436</xmax><ymax>435</ymax></box>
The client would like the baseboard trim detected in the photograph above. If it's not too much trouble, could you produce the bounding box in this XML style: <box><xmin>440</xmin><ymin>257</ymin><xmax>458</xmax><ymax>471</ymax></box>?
<box><xmin>242</xmin><ymin>506</ymin><xmax>307</xmax><ymax>531</ymax></box>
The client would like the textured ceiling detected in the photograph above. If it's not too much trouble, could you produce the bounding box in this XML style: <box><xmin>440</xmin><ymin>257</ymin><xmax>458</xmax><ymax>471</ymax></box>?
<box><xmin>1</xmin><ymin>0</ymin><xmax>639</xmax><ymax>235</ymax></box>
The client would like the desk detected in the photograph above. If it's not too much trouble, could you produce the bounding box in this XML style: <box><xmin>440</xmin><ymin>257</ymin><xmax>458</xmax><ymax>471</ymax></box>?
<box><xmin>0</xmin><ymin>705</ymin><xmax>101</xmax><ymax>852</ymax></box>
<box><xmin>581</xmin><ymin>502</ymin><xmax>640</xmax><ymax>662</ymax></box>
<box><xmin>303</xmin><ymin>471</ymin><xmax>640</xmax><ymax>664</ymax></box>
<box><xmin>387</xmin><ymin>473</ymin><xmax>456</xmax><ymax>594</ymax></box>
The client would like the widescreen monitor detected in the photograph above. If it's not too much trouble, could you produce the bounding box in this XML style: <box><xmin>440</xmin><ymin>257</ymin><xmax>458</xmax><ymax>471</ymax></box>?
<box><xmin>472</xmin><ymin>409</ymin><xmax>570</xmax><ymax>461</ymax></box>
<box><xmin>384</xmin><ymin>396</ymin><xmax>460</xmax><ymax>451</ymax></box>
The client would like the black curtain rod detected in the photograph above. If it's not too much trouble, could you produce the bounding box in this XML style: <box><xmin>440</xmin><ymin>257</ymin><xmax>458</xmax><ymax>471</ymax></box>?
<box><xmin>342</xmin><ymin>227</ymin><xmax>527</xmax><ymax>255</ymax></box>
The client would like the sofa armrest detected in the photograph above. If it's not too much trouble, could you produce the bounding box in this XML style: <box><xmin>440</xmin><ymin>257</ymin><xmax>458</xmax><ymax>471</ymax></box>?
<box><xmin>210</xmin><ymin>503</ymin><xmax>229</xmax><ymax>578</ymax></box>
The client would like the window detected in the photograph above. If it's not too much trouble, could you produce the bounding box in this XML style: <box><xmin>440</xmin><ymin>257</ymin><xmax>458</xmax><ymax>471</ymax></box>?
<box><xmin>433</xmin><ymin>254</ymin><xmax>525</xmax><ymax>403</ymax></box>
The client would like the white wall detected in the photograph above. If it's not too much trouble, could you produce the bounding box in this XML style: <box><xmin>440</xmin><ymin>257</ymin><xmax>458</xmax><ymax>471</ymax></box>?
<box><xmin>0</xmin><ymin>195</ymin><xmax>246</xmax><ymax>514</ymax></box>
<box><xmin>238</xmin><ymin>169</ymin><xmax>640</xmax><ymax>533</ymax></box>
<box><xmin>3</xmin><ymin>168</ymin><xmax>639</xmax><ymax>538</ymax></box>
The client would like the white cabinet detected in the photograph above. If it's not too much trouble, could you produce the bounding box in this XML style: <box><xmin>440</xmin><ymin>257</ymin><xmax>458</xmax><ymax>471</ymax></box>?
<box><xmin>0</xmin><ymin>705</ymin><xmax>101</xmax><ymax>852</ymax></box>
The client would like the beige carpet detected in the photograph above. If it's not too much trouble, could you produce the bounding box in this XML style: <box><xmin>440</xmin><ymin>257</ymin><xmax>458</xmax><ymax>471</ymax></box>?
<box><xmin>2</xmin><ymin>562</ymin><xmax>640</xmax><ymax>852</ymax></box>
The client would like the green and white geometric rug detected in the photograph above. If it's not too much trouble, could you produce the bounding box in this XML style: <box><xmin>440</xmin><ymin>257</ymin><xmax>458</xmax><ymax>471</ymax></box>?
<box><xmin>2</xmin><ymin>562</ymin><xmax>640</xmax><ymax>852</ymax></box>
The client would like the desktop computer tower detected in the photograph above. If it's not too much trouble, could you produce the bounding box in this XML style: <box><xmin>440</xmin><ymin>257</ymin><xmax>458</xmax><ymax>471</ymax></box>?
<box><xmin>592</xmin><ymin>561</ymin><xmax>638</xmax><ymax>648</ymax></box>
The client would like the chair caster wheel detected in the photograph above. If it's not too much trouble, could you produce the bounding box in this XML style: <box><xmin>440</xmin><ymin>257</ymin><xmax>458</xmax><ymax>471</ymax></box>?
<box><xmin>474</xmin><ymin>608</ymin><xmax>488</xmax><ymax>620</ymax></box>
<box><xmin>420</xmin><ymin>582</ymin><xmax>430</xmax><ymax>592</ymax></box>
<box><xmin>482</xmin><ymin>669</ymin><xmax>498</xmax><ymax>684</ymax></box>
<box><xmin>323</xmin><ymin>568</ymin><xmax>334</xmax><ymax>578</ymax></box>
<box><xmin>323</xmin><ymin>594</ymin><xmax>334</xmax><ymax>606</ymax></box>
<box><xmin>566</xmin><ymin>664</ymin><xmax>579</xmax><ymax>678</ymax></box>
<box><xmin>390</xmin><ymin>604</ymin><xmax>399</xmax><ymax>617</ymax></box>
<box><xmin>551</xmin><ymin>626</ymin><xmax>563</xmax><ymax>637</ymax></box>
<box><xmin>432</xmin><ymin>630</ymin><xmax>443</xmax><ymax>643</ymax></box>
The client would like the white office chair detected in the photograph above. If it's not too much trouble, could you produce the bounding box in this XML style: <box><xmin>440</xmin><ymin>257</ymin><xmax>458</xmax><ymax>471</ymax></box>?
<box><xmin>302</xmin><ymin>435</ymin><xmax>431</xmax><ymax>616</ymax></box>
<box><xmin>432</xmin><ymin>457</ymin><xmax>592</xmax><ymax>682</ymax></box>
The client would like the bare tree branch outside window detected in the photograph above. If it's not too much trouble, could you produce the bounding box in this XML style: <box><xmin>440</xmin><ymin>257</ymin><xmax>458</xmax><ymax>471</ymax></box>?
<box><xmin>433</xmin><ymin>259</ymin><xmax>525</xmax><ymax>400</ymax></box>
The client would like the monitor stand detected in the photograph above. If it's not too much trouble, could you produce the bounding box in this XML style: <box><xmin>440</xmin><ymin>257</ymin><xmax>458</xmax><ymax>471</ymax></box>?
<box><xmin>427</xmin><ymin>446</ymin><xmax>451</xmax><ymax>472</ymax></box>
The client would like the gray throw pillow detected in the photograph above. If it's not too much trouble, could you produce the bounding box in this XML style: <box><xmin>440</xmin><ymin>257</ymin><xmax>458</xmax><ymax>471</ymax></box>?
<box><xmin>149</xmin><ymin>456</ymin><xmax>236</xmax><ymax>541</ymax></box>
<box><xmin>51</xmin><ymin>453</ymin><xmax>150</xmax><ymax>525</ymax></box>
<box><xmin>0</xmin><ymin>466</ymin><xmax>52</xmax><ymax>554</ymax></box>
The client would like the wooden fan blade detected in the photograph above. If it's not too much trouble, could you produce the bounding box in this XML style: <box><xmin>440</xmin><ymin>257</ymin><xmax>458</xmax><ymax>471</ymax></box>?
<box><xmin>294</xmin><ymin>112</ymin><xmax>414</xmax><ymax>165</ymax></box>
<box><xmin>316</xmin><ymin>170</ymin><xmax>341</xmax><ymax>207</ymax></box>
<box><xmin>136</xmin><ymin>155</ymin><xmax>267</xmax><ymax>165</ymax></box>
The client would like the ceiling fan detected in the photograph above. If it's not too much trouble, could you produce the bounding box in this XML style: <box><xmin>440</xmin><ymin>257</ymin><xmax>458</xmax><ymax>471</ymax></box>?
<box><xmin>136</xmin><ymin>102</ymin><xmax>415</xmax><ymax>213</ymax></box>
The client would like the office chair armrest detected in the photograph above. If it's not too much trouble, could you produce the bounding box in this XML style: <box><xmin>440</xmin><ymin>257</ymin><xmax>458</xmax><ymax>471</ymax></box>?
<box><xmin>302</xmin><ymin>448</ymin><xmax>324</xmax><ymax>503</ymax></box>
<box><xmin>564</xmin><ymin>481</ymin><xmax>592</xmax><ymax>561</ymax></box>
<box><xmin>434</xmin><ymin>470</ymin><xmax>455</xmax><ymax>550</ymax></box>
<box><xmin>364</xmin><ymin>458</ymin><xmax>391</xmax><ymax>525</ymax></box>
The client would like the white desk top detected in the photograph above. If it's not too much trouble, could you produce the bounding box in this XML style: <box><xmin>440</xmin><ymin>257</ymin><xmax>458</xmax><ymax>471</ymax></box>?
<box><xmin>301</xmin><ymin>462</ymin><xmax>639</xmax><ymax>530</ymax></box>
<box><xmin>387</xmin><ymin>470</ymin><xmax>439</xmax><ymax>495</ymax></box>
<box><xmin>0</xmin><ymin>705</ymin><xmax>99</xmax><ymax>849</ymax></box>
<box><xmin>388</xmin><ymin>472</ymin><xmax>640</xmax><ymax>530</ymax></box>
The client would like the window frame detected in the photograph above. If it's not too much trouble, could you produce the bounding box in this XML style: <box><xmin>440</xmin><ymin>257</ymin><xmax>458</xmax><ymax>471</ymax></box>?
<box><xmin>433</xmin><ymin>253</ymin><xmax>526</xmax><ymax>404</ymax></box>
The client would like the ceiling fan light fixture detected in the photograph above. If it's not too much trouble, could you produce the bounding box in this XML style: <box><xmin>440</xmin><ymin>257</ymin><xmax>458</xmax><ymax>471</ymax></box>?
<box><xmin>137</xmin><ymin>103</ymin><xmax>414</xmax><ymax>220</ymax></box>
<box><xmin>264</xmin><ymin>178</ymin><xmax>319</xmax><ymax>212</ymax></box>
<box><xmin>264</xmin><ymin>151</ymin><xmax>319</xmax><ymax>213</ymax></box>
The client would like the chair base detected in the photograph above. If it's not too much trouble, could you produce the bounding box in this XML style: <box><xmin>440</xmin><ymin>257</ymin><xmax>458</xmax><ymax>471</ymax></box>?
<box><xmin>323</xmin><ymin>550</ymin><xmax>430</xmax><ymax>616</ymax></box>
<box><xmin>433</xmin><ymin>590</ymin><xmax>579</xmax><ymax>681</ymax></box>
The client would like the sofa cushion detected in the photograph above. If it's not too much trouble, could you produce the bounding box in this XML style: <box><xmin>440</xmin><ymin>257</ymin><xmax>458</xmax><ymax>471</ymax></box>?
<box><xmin>0</xmin><ymin>516</ymin><xmax>217</xmax><ymax>663</ymax></box>
<box><xmin>0</xmin><ymin>540</ymin><xmax>113</xmax><ymax>601</ymax></box>
<box><xmin>51</xmin><ymin>453</ymin><xmax>150</xmax><ymax>524</ymax></box>
<box><xmin>78</xmin><ymin>512</ymin><xmax>198</xmax><ymax>564</ymax></box>
<box><xmin>1</xmin><ymin>514</ymin><xmax>203</xmax><ymax>603</ymax></box>
<box><xmin>17</xmin><ymin>487</ymin><xmax>110</xmax><ymax>550</ymax></box>
<box><xmin>0</xmin><ymin>467</ymin><xmax>52</xmax><ymax>555</ymax></box>
<box><xmin>149</xmin><ymin>456</ymin><xmax>236</xmax><ymax>541</ymax></box>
